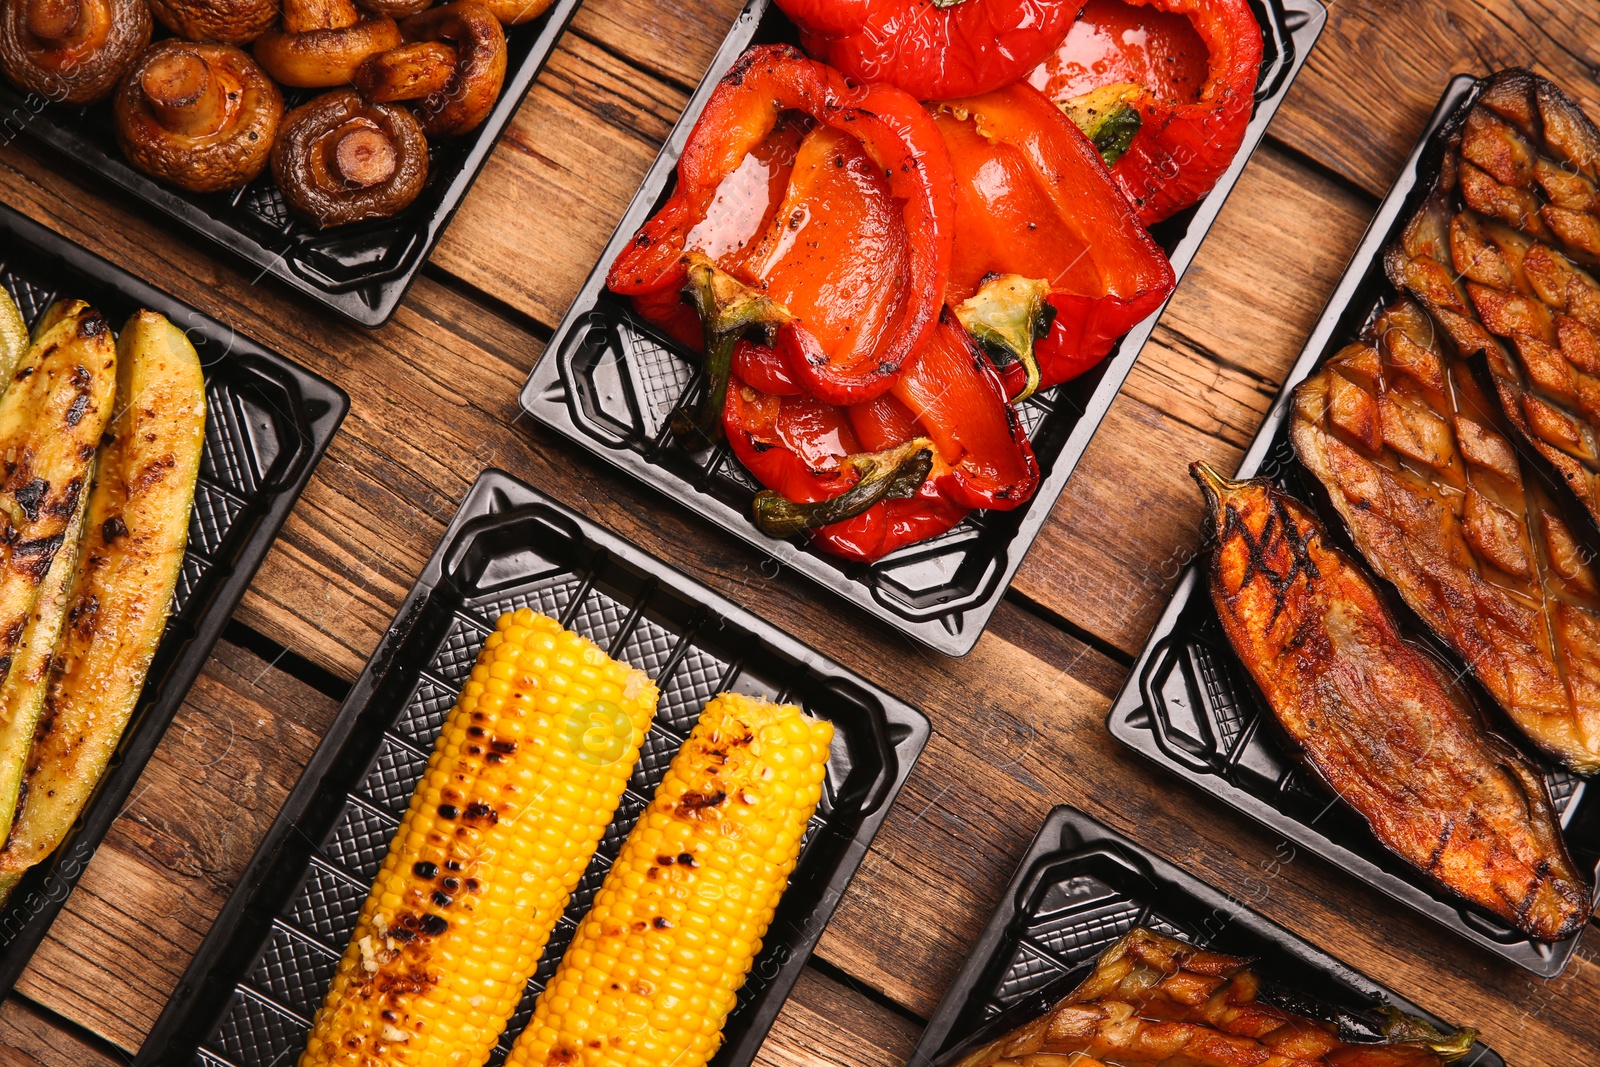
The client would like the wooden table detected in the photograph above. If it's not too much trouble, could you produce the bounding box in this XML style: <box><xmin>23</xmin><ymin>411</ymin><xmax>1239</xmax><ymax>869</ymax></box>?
<box><xmin>2</xmin><ymin>0</ymin><xmax>1599</xmax><ymax>1062</ymax></box>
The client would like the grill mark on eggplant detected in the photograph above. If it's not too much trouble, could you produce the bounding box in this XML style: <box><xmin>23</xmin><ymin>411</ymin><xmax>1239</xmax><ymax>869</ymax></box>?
<box><xmin>1195</xmin><ymin>465</ymin><xmax>1592</xmax><ymax>940</ymax></box>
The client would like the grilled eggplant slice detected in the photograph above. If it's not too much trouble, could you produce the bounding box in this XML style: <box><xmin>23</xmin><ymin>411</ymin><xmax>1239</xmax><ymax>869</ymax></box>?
<box><xmin>1193</xmin><ymin>465</ymin><xmax>1591</xmax><ymax>941</ymax></box>
<box><xmin>0</xmin><ymin>301</ymin><xmax>117</xmax><ymax>689</ymax></box>
<box><xmin>951</xmin><ymin>928</ymin><xmax>1471</xmax><ymax>1067</ymax></box>
<box><xmin>1388</xmin><ymin>69</ymin><xmax>1600</xmax><ymax>530</ymax></box>
<box><xmin>0</xmin><ymin>310</ymin><xmax>203</xmax><ymax>897</ymax></box>
<box><xmin>1292</xmin><ymin>299</ymin><xmax>1600</xmax><ymax>771</ymax></box>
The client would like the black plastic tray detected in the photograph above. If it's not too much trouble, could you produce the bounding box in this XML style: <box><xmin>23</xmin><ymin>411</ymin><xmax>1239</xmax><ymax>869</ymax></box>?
<box><xmin>520</xmin><ymin>0</ymin><xmax>1326</xmax><ymax>657</ymax></box>
<box><xmin>0</xmin><ymin>204</ymin><xmax>347</xmax><ymax>993</ymax></box>
<box><xmin>911</xmin><ymin>806</ymin><xmax>1502</xmax><ymax>1067</ymax></box>
<box><xmin>1107</xmin><ymin>74</ymin><xmax>1600</xmax><ymax>976</ymax></box>
<box><xmin>139</xmin><ymin>467</ymin><xmax>931</xmax><ymax>1067</ymax></box>
<box><xmin>0</xmin><ymin>0</ymin><xmax>581</xmax><ymax>327</ymax></box>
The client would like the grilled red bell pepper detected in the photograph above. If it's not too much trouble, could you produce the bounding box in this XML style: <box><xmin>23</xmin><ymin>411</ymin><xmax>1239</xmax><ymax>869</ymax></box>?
<box><xmin>607</xmin><ymin>43</ymin><xmax>956</xmax><ymax>438</ymax></box>
<box><xmin>726</xmin><ymin>316</ymin><xmax>1036</xmax><ymax>560</ymax></box>
<box><xmin>1029</xmin><ymin>0</ymin><xmax>1263</xmax><ymax>225</ymax></box>
<box><xmin>933</xmin><ymin>81</ymin><xmax>1174</xmax><ymax>397</ymax></box>
<box><xmin>779</xmin><ymin>0</ymin><xmax>1083</xmax><ymax>101</ymax></box>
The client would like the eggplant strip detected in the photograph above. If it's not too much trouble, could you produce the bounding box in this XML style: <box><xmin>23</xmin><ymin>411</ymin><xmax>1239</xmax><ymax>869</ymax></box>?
<box><xmin>952</xmin><ymin>928</ymin><xmax>1469</xmax><ymax>1067</ymax></box>
<box><xmin>1387</xmin><ymin>69</ymin><xmax>1600</xmax><ymax>532</ymax></box>
<box><xmin>1292</xmin><ymin>299</ymin><xmax>1600</xmax><ymax>772</ymax></box>
<box><xmin>1193</xmin><ymin>465</ymin><xmax>1590</xmax><ymax>941</ymax></box>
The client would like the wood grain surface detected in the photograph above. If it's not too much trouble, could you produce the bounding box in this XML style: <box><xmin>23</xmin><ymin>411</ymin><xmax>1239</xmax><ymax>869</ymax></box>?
<box><xmin>2</xmin><ymin>0</ymin><xmax>1599</xmax><ymax>1063</ymax></box>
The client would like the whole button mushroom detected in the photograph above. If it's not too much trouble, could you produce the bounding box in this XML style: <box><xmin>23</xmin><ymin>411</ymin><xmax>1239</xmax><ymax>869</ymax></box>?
<box><xmin>353</xmin><ymin>1</ymin><xmax>503</xmax><ymax>137</ymax></box>
<box><xmin>114</xmin><ymin>39</ymin><xmax>283</xmax><ymax>192</ymax></box>
<box><xmin>0</xmin><ymin>0</ymin><xmax>151</xmax><ymax>104</ymax></box>
<box><xmin>272</xmin><ymin>88</ymin><xmax>428</xmax><ymax>227</ymax></box>
<box><xmin>254</xmin><ymin>0</ymin><xmax>399</xmax><ymax>87</ymax></box>
<box><xmin>145</xmin><ymin>0</ymin><xmax>278</xmax><ymax>44</ymax></box>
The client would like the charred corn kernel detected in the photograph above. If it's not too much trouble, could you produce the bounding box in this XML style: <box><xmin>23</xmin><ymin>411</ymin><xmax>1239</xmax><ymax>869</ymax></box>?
<box><xmin>507</xmin><ymin>692</ymin><xmax>833</xmax><ymax>1067</ymax></box>
<box><xmin>299</xmin><ymin>610</ymin><xmax>659</xmax><ymax>1067</ymax></box>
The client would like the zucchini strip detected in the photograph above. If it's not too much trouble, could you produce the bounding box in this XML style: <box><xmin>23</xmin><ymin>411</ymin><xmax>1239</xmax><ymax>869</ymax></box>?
<box><xmin>0</xmin><ymin>301</ymin><xmax>117</xmax><ymax>689</ymax></box>
<box><xmin>0</xmin><ymin>311</ymin><xmax>203</xmax><ymax>897</ymax></box>
<box><xmin>0</xmin><ymin>288</ymin><xmax>25</xmax><ymax>384</ymax></box>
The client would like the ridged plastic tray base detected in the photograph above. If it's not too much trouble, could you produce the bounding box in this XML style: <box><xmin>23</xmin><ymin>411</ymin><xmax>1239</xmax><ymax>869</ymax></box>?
<box><xmin>141</xmin><ymin>468</ymin><xmax>931</xmax><ymax>1067</ymax></box>
<box><xmin>0</xmin><ymin>203</ymin><xmax>347</xmax><ymax>994</ymax></box>
<box><xmin>1107</xmin><ymin>75</ymin><xmax>1600</xmax><ymax>976</ymax></box>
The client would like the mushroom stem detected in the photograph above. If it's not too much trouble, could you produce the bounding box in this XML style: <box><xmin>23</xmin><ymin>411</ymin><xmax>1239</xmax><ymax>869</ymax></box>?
<box><xmin>23</xmin><ymin>0</ymin><xmax>81</xmax><ymax>42</ymax></box>
<box><xmin>282</xmin><ymin>0</ymin><xmax>360</xmax><ymax>34</ymax></box>
<box><xmin>330</xmin><ymin>122</ymin><xmax>397</xmax><ymax>188</ymax></box>
<box><xmin>138</xmin><ymin>47</ymin><xmax>225</xmax><ymax>136</ymax></box>
<box><xmin>355</xmin><ymin>40</ymin><xmax>454</xmax><ymax>102</ymax></box>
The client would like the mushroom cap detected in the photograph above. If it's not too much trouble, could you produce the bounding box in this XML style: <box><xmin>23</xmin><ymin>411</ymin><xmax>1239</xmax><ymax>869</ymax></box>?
<box><xmin>399</xmin><ymin>1</ymin><xmax>504</xmax><ymax>137</ymax></box>
<box><xmin>272</xmin><ymin>88</ymin><xmax>428</xmax><ymax>227</ymax></box>
<box><xmin>114</xmin><ymin>40</ymin><xmax>283</xmax><ymax>193</ymax></box>
<box><xmin>253</xmin><ymin>10</ymin><xmax>399</xmax><ymax>87</ymax></box>
<box><xmin>0</xmin><ymin>0</ymin><xmax>151</xmax><ymax>104</ymax></box>
<box><xmin>355</xmin><ymin>0</ymin><xmax>431</xmax><ymax>19</ymax></box>
<box><xmin>145</xmin><ymin>0</ymin><xmax>279</xmax><ymax>43</ymax></box>
<box><xmin>473</xmin><ymin>0</ymin><xmax>547</xmax><ymax>25</ymax></box>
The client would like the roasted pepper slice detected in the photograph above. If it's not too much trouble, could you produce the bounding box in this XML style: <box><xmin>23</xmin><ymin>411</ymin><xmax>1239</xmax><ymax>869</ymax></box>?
<box><xmin>778</xmin><ymin>0</ymin><xmax>1083</xmax><ymax>101</ymax></box>
<box><xmin>934</xmin><ymin>82</ymin><xmax>1175</xmax><ymax>393</ymax></box>
<box><xmin>725</xmin><ymin>315</ymin><xmax>1035</xmax><ymax>560</ymax></box>
<box><xmin>1030</xmin><ymin>0</ymin><xmax>1263</xmax><ymax>225</ymax></box>
<box><xmin>608</xmin><ymin>43</ymin><xmax>956</xmax><ymax>410</ymax></box>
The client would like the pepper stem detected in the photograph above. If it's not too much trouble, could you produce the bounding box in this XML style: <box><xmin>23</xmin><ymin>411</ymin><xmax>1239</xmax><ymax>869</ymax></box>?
<box><xmin>953</xmin><ymin>274</ymin><xmax>1054</xmax><ymax>402</ymax></box>
<box><xmin>1059</xmin><ymin>83</ymin><xmax>1144</xmax><ymax>167</ymax></box>
<box><xmin>1375</xmin><ymin>1008</ymin><xmax>1477</xmax><ymax>1062</ymax></box>
<box><xmin>672</xmin><ymin>251</ymin><xmax>792</xmax><ymax>451</ymax></box>
<box><xmin>752</xmin><ymin>437</ymin><xmax>935</xmax><ymax>539</ymax></box>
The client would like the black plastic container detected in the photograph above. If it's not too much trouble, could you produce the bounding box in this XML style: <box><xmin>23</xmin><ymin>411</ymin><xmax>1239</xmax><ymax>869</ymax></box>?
<box><xmin>0</xmin><ymin>0</ymin><xmax>581</xmax><ymax>327</ymax></box>
<box><xmin>0</xmin><ymin>203</ymin><xmax>347</xmax><ymax>993</ymax></box>
<box><xmin>911</xmin><ymin>805</ymin><xmax>1503</xmax><ymax>1067</ymax></box>
<box><xmin>1106</xmin><ymin>75</ymin><xmax>1600</xmax><ymax>976</ymax></box>
<box><xmin>140</xmin><ymin>467</ymin><xmax>931</xmax><ymax>1067</ymax></box>
<box><xmin>520</xmin><ymin>0</ymin><xmax>1326</xmax><ymax>657</ymax></box>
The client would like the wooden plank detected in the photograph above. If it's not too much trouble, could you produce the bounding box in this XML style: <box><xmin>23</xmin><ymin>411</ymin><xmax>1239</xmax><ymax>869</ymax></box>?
<box><xmin>1008</xmin><ymin>145</ymin><xmax>1376</xmax><ymax>654</ymax></box>
<box><xmin>430</xmin><ymin>32</ymin><xmax>688</xmax><ymax>326</ymax></box>
<box><xmin>11</xmin><ymin>640</ymin><xmax>340</xmax><ymax>1049</ymax></box>
<box><xmin>757</xmin><ymin>968</ymin><xmax>920</xmax><ymax>1067</ymax></box>
<box><xmin>0</xmin><ymin>999</ymin><xmax>121</xmax><ymax>1067</ymax></box>
<box><xmin>568</xmin><ymin>0</ymin><xmax>744</xmax><ymax>92</ymax></box>
<box><xmin>1272</xmin><ymin>0</ymin><xmax>1600</xmax><ymax>197</ymax></box>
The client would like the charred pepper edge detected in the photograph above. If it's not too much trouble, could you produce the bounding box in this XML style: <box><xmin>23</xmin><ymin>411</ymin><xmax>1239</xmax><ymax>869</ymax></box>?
<box><xmin>751</xmin><ymin>436</ymin><xmax>934</xmax><ymax>538</ymax></box>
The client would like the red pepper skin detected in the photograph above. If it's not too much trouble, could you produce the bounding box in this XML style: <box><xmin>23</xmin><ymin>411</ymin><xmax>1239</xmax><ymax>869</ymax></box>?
<box><xmin>1031</xmin><ymin>0</ymin><xmax>1263</xmax><ymax>225</ymax></box>
<box><xmin>782</xmin><ymin>0</ymin><xmax>1083</xmax><ymax>101</ymax></box>
<box><xmin>606</xmin><ymin>44</ymin><xmax>956</xmax><ymax>405</ymax></box>
<box><xmin>724</xmin><ymin>373</ymin><xmax>967</xmax><ymax>561</ymax></box>
<box><xmin>936</xmin><ymin>83</ymin><xmax>1174</xmax><ymax>391</ymax></box>
<box><xmin>891</xmin><ymin>316</ymin><xmax>1039</xmax><ymax>510</ymax></box>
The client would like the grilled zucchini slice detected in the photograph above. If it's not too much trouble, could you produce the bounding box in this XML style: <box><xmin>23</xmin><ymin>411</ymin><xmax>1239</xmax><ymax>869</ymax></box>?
<box><xmin>0</xmin><ymin>311</ymin><xmax>203</xmax><ymax>896</ymax></box>
<box><xmin>0</xmin><ymin>301</ymin><xmax>117</xmax><ymax>688</ymax></box>
<box><xmin>0</xmin><ymin>288</ymin><xmax>25</xmax><ymax>383</ymax></box>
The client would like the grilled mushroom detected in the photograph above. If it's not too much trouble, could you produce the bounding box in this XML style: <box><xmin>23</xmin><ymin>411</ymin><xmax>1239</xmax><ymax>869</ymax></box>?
<box><xmin>0</xmin><ymin>0</ymin><xmax>150</xmax><ymax>104</ymax></box>
<box><xmin>253</xmin><ymin>0</ymin><xmax>398</xmax><ymax>87</ymax></box>
<box><xmin>114</xmin><ymin>40</ymin><xmax>282</xmax><ymax>193</ymax></box>
<box><xmin>145</xmin><ymin>0</ymin><xmax>277</xmax><ymax>44</ymax></box>
<box><xmin>474</xmin><ymin>0</ymin><xmax>546</xmax><ymax>25</ymax></box>
<box><xmin>353</xmin><ymin>1</ymin><xmax>502</xmax><ymax>136</ymax></box>
<box><xmin>354</xmin><ymin>0</ymin><xmax>429</xmax><ymax>19</ymax></box>
<box><xmin>272</xmin><ymin>88</ymin><xmax>428</xmax><ymax>227</ymax></box>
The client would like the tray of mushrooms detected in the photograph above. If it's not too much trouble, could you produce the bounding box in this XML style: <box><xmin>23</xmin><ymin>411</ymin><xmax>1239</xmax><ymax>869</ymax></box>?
<box><xmin>0</xmin><ymin>0</ymin><xmax>578</xmax><ymax>324</ymax></box>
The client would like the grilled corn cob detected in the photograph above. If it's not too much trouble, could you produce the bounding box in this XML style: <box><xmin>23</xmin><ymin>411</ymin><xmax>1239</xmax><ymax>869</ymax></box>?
<box><xmin>299</xmin><ymin>610</ymin><xmax>659</xmax><ymax>1067</ymax></box>
<box><xmin>507</xmin><ymin>691</ymin><xmax>833</xmax><ymax>1067</ymax></box>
